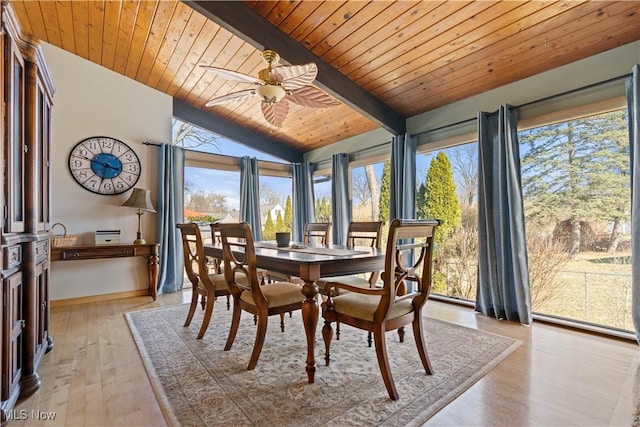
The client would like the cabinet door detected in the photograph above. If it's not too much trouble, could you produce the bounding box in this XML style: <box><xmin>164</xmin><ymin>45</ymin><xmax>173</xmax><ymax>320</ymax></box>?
<box><xmin>34</xmin><ymin>260</ymin><xmax>49</xmax><ymax>359</ymax></box>
<box><xmin>35</xmin><ymin>79</ymin><xmax>52</xmax><ymax>231</ymax></box>
<box><xmin>2</xmin><ymin>271</ymin><xmax>23</xmax><ymax>401</ymax></box>
<box><xmin>4</xmin><ymin>36</ymin><xmax>25</xmax><ymax>234</ymax></box>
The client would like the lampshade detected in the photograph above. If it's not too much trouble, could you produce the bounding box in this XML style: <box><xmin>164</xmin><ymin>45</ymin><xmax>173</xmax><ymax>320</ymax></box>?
<box><xmin>121</xmin><ymin>188</ymin><xmax>156</xmax><ymax>212</ymax></box>
<box><xmin>256</xmin><ymin>84</ymin><xmax>286</xmax><ymax>105</ymax></box>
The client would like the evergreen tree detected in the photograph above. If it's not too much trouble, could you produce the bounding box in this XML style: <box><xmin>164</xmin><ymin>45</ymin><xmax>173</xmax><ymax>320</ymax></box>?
<box><xmin>284</xmin><ymin>196</ymin><xmax>293</xmax><ymax>230</ymax></box>
<box><xmin>422</xmin><ymin>152</ymin><xmax>461</xmax><ymax>241</ymax></box>
<box><xmin>275</xmin><ymin>211</ymin><xmax>286</xmax><ymax>231</ymax></box>
<box><xmin>520</xmin><ymin>110</ymin><xmax>629</xmax><ymax>257</ymax></box>
<box><xmin>378</xmin><ymin>161</ymin><xmax>391</xmax><ymax>222</ymax></box>
<box><xmin>315</xmin><ymin>197</ymin><xmax>331</xmax><ymax>223</ymax></box>
<box><xmin>263</xmin><ymin>211</ymin><xmax>276</xmax><ymax>240</ymax></box>
<box><xmin>416</xmin><ymin>182</ymin><xmax>427</xmax><ymax>219</ymax></box>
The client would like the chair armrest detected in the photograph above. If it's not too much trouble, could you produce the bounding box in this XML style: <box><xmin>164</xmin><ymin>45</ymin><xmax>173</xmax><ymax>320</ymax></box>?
<box><xmin>323</xmin><ymin>281</ymin><xmax>384</xmax><ymax>296</ymax></box>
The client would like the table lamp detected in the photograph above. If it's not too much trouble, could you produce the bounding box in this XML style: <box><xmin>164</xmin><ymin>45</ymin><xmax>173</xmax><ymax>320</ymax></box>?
<box><xmin>121</xmin><ymin>188</ymin><xmax>156</xmax><ymax>244</ymax></box>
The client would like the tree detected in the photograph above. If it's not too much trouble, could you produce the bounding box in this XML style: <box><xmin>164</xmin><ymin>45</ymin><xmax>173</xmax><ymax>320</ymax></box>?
<box><xmin>450</xmin><ymin>144</ymin><xmax>478</xmax><ymax>206</ymax></box>
<box><xmin>172</xmin><ymin>119</ymin><xmax>221</xmax><ymax>151</ymax></box>
<box><xmin>378</xmin><ymin>161</ymin><xmax>391</xmax><ymax>223</ymax></box>
<box><xmin>520</xmin><ymin>110</ymin><xmax>629</xmax><ymax>258</ymax></box>
<box><xmin>263</xmin><ymin>211</ymin><xmax>276</xmax><ymax>240</ymax></box>
<box><xmin>187</xmin><ymin>190</ymin><xmax>227</xmax><ymax>214</ymax></box>
<box><xmin>352</xmin><ymin>171</ymin><xmax>371</xmax><ymax>207</ymax></box>
<box><xmin>284</xmin><ymin>196</ymin><xmax>293</xmax><ymax>229</ymax></box>
<box><xmin>315</xmin><ymin>197</ymin><xmax>331</xmax><ymax>223</ymax></box>
<box><xmin>365</xmin><ymin>164</ymin><xmax>380</xmax><ymax>220</ymax></box>
<box><xmin>275</xmin><ymin>211</ymin><xmax>286</xmax><ymax>231</ymax></box>
<box><xmin>260</xmin><ymin>183</ymin><xmax>282</xmax><ymax>206</ymax></box>
<box><xmin>419</xmin><ymin>152</ymin><xmax>461</xmax><ymax>242</ymax></box>
<box><xmin>416</xmin><ymin>182</ymin><xmax>427</xmax><ymax>219</ymax></box>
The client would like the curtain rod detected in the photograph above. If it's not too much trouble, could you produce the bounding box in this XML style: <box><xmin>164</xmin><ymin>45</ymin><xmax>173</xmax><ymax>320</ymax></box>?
<box><xmin>413</xmin><ymin>117</ymin><xmax>477</xmax><ymax>137</ymax></box>
<box><xmin>413</xmin><ymin>72</ymin><xmax>631</xmax><ymax>137</ymax></box>
<box><xmin>143</xmin><ymin>141</ymin><xmax>162</xmax><ymax>147</ymax></box>
<box><xmin>516</xmin><ymin>73</ymin><xmax>630</xmax><ymax>109</ymax></box>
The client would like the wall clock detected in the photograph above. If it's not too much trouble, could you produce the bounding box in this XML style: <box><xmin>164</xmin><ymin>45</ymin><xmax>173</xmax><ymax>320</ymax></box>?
<box><xmin>68</xmin><ymin>136</ymin><xmax>141</xmax><ymax>195</ymax></box>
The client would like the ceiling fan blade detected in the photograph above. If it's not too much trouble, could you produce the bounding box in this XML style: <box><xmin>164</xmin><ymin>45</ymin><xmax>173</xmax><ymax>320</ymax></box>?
<box><xmin>205</xmin><ymin>89</ymin><xmax>256</xmax><ymax>107</ymax></box>
<box><xmin>271</xmin><ymin>63</ymin><xmax>318</xmax><ymax>90</ymax></box>
<box><xmin>286</xmin><ymin>86</ymin><xmax>340</xmax><ymax>108</ymax></box>
<box><xmin>200</xmin><ymin>65</ymin><xmax>263</xmax><ymax>84</ymax></box>
<box><xmin>261</xmin><ymin>101</ymin><xmax>289</xmax><ymax>127</ymax></box>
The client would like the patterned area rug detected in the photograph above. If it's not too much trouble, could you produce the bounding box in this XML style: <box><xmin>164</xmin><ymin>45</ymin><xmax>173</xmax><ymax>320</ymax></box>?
<box><xmin>126</xmin><ymin>303</ymin><xmax>521</xmax><ymax>426</ymax></box>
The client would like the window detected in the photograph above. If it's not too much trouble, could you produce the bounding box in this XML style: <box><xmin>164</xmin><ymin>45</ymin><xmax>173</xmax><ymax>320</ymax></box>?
<box><xmin>350</xmin><ymin>161</ymin><xmax>386</xmax><ymax>222</ymax></box>
<box><xmin>417</xmin><ymin>142</ymin><xmax>479</xmax><ymax>302</ymax></box>
<box><xmin>314</xmin><ymin>174</ymin><xmax>331</xmax><ymax>223</ymax></box>
<box><xmin>174</xmin><ymin>119</ymin><xmax>292</xmax><ymax>240</ymax></box>
<box><xmin>519</xmin><ymin>109</ymin><xmax>632</xmax><ymax>332</ymax></box>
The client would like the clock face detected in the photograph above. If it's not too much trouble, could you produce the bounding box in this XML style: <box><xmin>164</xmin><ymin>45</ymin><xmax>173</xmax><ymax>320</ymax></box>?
<box><xmin>68</xmin><ymin>136</ymin><xmax>141</xmax><ymax>195</ymax></box>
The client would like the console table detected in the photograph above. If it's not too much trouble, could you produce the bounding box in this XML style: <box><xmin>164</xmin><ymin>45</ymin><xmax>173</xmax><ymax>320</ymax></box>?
<box><xmin>50</xmin><ymin>243</ymin><xmax>160</xmax><ymax>300</ymax></box>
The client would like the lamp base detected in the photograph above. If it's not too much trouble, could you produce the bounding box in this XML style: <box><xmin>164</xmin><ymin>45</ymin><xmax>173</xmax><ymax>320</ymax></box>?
<box><xmin>134</xmin><ymin>238</ymin><xmax>146</xmax><ymax>245</ymax></box>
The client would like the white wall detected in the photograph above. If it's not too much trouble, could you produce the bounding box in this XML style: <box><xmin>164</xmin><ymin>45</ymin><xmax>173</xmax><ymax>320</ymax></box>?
<box><xmin>43</xmin><ymin>43</ymin><xmax>173</xmax><ymax>301</ymax></box>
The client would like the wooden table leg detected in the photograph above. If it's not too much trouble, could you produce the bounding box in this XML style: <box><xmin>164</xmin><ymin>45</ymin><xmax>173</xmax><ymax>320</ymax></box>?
<box><xmin>148</xmin><ymin>245</ymin><xmax>160</xmax><ymax>300</ymax></box>
<box><xmin>300</xmin><ymin>279</ymin><xmax>319</xmax><ymax>383</ymax></box>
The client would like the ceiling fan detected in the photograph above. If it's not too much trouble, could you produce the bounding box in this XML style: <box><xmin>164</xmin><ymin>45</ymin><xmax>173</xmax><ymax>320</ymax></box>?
<box><xmin>202</xmin><ymin>50</ymin><xmax>340</xmax><ymax>127</ymax></box>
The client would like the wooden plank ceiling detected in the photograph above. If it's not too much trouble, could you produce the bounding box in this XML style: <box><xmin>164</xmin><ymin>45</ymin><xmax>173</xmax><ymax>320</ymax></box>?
<box><xmin>10</xmin><ymin>0</ymin><xmax>640</xmax><ymax>154</ymax></box>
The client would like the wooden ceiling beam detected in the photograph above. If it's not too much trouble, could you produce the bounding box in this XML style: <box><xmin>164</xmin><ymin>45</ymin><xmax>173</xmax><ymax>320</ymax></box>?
<box><xmin>173</xmin><ymin>99</ymin><xmax>304</xmax><ymax>163</ymax></box>
<box><xmin>182</xmin><ymin>0</ymin><xmax>407</xmax><ymax>135</ymax></box>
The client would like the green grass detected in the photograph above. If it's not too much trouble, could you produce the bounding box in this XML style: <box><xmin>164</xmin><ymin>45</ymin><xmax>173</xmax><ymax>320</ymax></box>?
<box><xmin>534</xmin><ymin>251</ymin><xmax>633</xmax><ymax>331</ymax></box>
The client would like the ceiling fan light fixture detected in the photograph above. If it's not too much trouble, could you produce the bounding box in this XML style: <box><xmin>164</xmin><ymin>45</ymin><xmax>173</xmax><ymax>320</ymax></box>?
<box><xmin>256</xmin><ymin>84</ymin><xmax>286</xmax><ymax>105</ymax></box>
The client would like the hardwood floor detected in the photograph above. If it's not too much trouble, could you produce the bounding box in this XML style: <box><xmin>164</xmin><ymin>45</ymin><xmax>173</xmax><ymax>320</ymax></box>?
<box><xmin>12</xmin><ymin>291</ymin><xmax>639</xmax><ymax>426</ymax></box>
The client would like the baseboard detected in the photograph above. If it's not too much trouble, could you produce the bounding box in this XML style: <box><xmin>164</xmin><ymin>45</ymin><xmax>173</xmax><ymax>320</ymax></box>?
<box><xmin>50</xmin><ymin>290</ymin><xmax>149</xmax><ymax>307</ymax></box>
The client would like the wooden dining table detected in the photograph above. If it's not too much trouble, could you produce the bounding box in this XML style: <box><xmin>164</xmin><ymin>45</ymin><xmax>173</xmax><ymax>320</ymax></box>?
<box><xmin>204</xmin><ymin>241</ymin><xmax>385</xmax><ymax>384</ymax></box>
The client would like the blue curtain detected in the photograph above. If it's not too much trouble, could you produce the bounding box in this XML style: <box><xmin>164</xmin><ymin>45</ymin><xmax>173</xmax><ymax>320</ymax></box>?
<box><xmin>240</xmin><ymin>156</ymin><xmax>263</xmax><ymax>241</ymax></box>
<box><xmin>156</xmin><ymin>144</ymin><xmax>185</xmax><ymax>294</ymax></box>
<box><xmin>331</xmin><ymin>153</ymin><xmax>351</xmax><ymax>245</ymax></box>
<box><xmin>476</xmin><ymin>105</ymin><xmax>532</xmax><ymax>325</ymax></box>
<box><xmin>390</xmin><ymin>134</ymin><xmax>417</xmax><ymax>221</ymax></box>
<box><xmin>292</xmin><ymin>162</ymin><xmax>316</xmax><ymax>242</ymax></box>
<box><xmin>625</xmin><ymin>65</ymin><xmax>640</xmax><ymax>343</ymax></box>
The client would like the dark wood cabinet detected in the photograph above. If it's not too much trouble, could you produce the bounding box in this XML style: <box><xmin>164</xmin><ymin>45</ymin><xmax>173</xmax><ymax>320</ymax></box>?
<box><xmin>0</xmin><ymin>1</ymin><xmax>54</xmax><ymax>422</ymax></box>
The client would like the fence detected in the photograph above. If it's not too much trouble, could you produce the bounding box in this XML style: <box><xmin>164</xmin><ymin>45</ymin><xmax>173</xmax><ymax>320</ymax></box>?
<box><xmin>533</xmin><ymin>270</ymin><xmax>633</xmax><ymax>332</ymax></box>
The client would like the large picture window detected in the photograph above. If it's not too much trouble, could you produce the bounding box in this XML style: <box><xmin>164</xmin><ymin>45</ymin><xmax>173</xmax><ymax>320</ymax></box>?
<box><xmin>519</xmin><ymin>109</ymin><xmax>632</xmax><ymax>332</ymax></box>
<box><xmin>173</xmin><ymin>118</ymin><xmax>292</xmax><ymax>241</ymax></box>
<box><xmin>417</xmin><ymin>142</ymin><xmax>479</xmax><ymax>302</ymax></box>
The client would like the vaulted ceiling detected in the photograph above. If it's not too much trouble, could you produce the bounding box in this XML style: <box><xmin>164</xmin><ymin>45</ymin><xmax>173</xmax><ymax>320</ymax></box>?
<box><xmin>10</xmin><ymin>0</ymin><xmax>640</xmax><ymax>156</ymax></box>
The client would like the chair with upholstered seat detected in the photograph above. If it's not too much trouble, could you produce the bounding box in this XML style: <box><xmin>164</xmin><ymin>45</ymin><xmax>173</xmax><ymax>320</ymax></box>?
<box><xmin>264</xmin><ymin>222</ymin><xmax>332</xmax><ymax>285</ymax></box>
<box><xmin>315</xmin><ymin>221</ymin><xmax>384</xmax><ymax>345</ymax></box>
<box><xmin>177</xmin><ymin>223</ymin><xmax>231</xmax><ymax>339</ymax></box>
<box><xmin>218</xmin><ymin>222</ymin><xmax>304</xmax><ymax>370</ymax></box>
<box><xmin>321</xmin><ymin>218</ymin><xmax>440</xmax><ymax>400</ymax></box>
<box><xmin>316</xmin><ymin>221</ymin><xmax>383</xmax><ymax>291</ymax></box>
<box><xmin>303</xmin><ymin>222</ymin><xmax>331</xmax><ymax>245</ymax></box>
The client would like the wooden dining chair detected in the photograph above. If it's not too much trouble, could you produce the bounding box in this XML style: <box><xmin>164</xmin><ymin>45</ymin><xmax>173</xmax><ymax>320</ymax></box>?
<box><xmin>321</xmin><ymin>218</ymin><xmax>440</xmax><ymax>400</ymax></box>
<box><xmin>218</xmin><ymin>222</ymin><xmax>304</xmax><ymax>370</ymax></box>
<box><xmin>177</xmin><ymin>223</ymin><xmax>231</xmax><ymax>339</ymax></box>
<box><xmin>303</xmin><ymin>222</ymin><xmax>331</xmax><ymax>245</ymax></box>
<box><xmin>316</xmin><ymin>221</ymin><xmax>383</xmax><ymax>291</ymax></box>
<box><xmin>315</xmin><ymin>221</ymin><xmax>384</xmax><ymax>345</ymax></box>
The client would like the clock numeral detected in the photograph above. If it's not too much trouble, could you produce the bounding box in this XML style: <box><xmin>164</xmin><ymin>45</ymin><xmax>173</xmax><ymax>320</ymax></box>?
<box><xmin>89</xmin><ymin>141</ymin><xmax>98</xmax><ymax>150</ymax></box>
<box><xmin>101</xmin><ymin>139</ymin><xmax>113</xmax><ymax>150</ymax></box>
<box><xmin>128</xmin><ymin>164</ymin><xmax>139</xmax><ymax>173</ymax></box>
<box><xmin>78</xmin><ymin>170</ymin><xmax>88</xmax><ymax>179</ymax></box>
<box><xmin>88</xmin><ymin>179</ymin><xmax>98</xmax><ymax>189</ymax></box>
